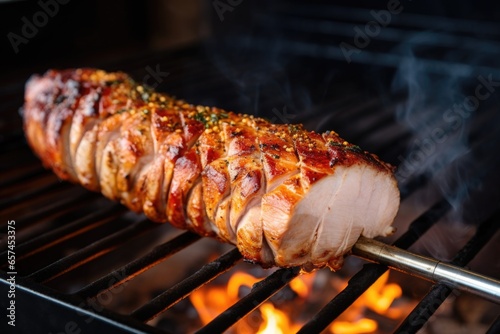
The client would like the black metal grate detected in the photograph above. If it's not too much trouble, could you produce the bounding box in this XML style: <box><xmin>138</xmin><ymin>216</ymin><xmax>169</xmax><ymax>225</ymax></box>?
<box><xmin>2</xmin><ymin>3</ymin><xmax>500</xmax><ymax>333</ymax></box>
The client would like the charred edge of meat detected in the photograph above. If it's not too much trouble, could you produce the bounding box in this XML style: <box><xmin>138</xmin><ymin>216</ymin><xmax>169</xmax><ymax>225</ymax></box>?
<box><xmin>22</xmin><ymin>69</ymin><xmax>400</xmax><ymax>270</ymax></box>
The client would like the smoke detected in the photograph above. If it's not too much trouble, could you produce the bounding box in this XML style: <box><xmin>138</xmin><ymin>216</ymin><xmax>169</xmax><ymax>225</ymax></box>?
<box><xmin>202</xmin><ymin>34</ymin><xmax>326</xmax><ymax>124</ymax></box>
<box><xmin>198</xmin><ymin>2</ymin><xmax>346</xmax><ymax>125</ymax></box>
<box><xmin>199</xmin><ymin>4</ymin><xmax>500</xmax><ymax>259</ymax></box>
<box><xmin>390</xmin><ymin>32</ymin><xmax>500</xmax><ymax>259</ymax></box>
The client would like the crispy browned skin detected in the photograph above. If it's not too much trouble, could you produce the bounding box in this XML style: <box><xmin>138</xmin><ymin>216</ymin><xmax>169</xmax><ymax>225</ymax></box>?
<box><xmin>23</xmin><ymin>69</ymin><xmax>399</xmax><ymax>270</ymax></box>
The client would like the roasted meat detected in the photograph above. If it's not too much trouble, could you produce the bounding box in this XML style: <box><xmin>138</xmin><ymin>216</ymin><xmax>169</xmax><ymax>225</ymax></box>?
<box><xmin>22</xmin><ymin>69</ymin><xmax>400</xmax><ymax>270</ymax></box>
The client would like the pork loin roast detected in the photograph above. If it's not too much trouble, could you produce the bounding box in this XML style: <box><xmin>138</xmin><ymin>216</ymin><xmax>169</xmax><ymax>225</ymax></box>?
<box><xmin>22</xmin><ymin>69</ymin><xmax>400</xmax><ymax>270</ymax></box>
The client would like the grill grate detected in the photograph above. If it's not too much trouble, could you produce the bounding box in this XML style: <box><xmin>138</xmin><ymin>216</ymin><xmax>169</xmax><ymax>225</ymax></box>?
<box><xmin>2</xmin><ymin>6</ymin><xmax>500</xmax><ymax>331</ymax></box>
<box><xmin>395</xmin><ymin>212</ymin><xmax>500</xmax><ymax>333</ymax></box>
<box><xmin>130</xmin><ymin>247</ymin><xmax>242</xmax><ymax>323</ymax></box>
<box><xmin>1</xmin><ymin>134</ymin><xmax>498</xmax><ymax>333</ymax></box>
<box><xmin>197</xmin><ymin>266</ymin><xmax>301</xmax><ymax>334</ymax></box>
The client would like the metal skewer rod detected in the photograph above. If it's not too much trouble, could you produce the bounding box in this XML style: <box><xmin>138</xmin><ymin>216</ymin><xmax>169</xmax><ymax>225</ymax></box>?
<box><xmin>352</xmin><ymin>236</ymin><xmax>500</xmax><ymax>304</ymax></box>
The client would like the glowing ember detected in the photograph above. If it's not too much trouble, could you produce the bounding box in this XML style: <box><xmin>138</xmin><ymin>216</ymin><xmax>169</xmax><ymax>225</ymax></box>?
<box><xmin>330</xmin><ymin>318</ymin><xmax>378</xmax><ymax>334</ymax></box>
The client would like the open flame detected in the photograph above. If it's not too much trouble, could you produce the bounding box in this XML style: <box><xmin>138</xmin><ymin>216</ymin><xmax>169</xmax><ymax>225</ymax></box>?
<box><xmin>363</xmin><ymin>271</ymin><xmax>403</xmax><ymax>318</ymax></box>
<box><xmin>257</xmin><ymin>303</ymin><xmax>301</xmax><ymax>334</ymax></box>
<box><xmin>190</xmin><ymin>269</ymin><xmax>407</xmax><ymax>333</ymax></box>
<box><xmin>190</xmin><ymin>272</ymin><xmax>260</xmax><ymax>326</ymax></box>
<box><xmin>331</xmin><ymin>318</ymin><xmax>378</xmax><ymax>334</ymax></box>
<box><xmin>330</xmin><ymin>271</ymin><xmax>404</xmax><ymax>333</ymax></box>
<box><xmin>189</xmin><ymin>271</ymin><xmax>313</xmax><ymax>333</ymax></box>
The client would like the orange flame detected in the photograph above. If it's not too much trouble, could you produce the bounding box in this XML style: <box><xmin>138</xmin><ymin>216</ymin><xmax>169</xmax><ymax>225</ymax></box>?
<box><xmin>331</xmin><ymin>318</ymin><xmax>378</xmax><ymax>334</ymax></box>
<box><xmin>329</xmin><ymin>271</ymin><xmax>404</xmax><ymax>333</ymax></box>
<box><xmin>191</xmin><ymin>269</ymin><xmax>405</xmax><ymax>334</ymax></box>
<box><xmin>190</xmin><ymin>272</ymin><xmax>261</xmax><ymax>326</ymax></box>
<box><xmin>359</xmin><ymin>271</ymin><xmax>403</xmax><ymax>318</ymax></box>
<box><xmin>257</xmin><ymin>303</ymin><xmax>301</xmax><ymax>334</ymax></box>
<box><xmin>256</xmin><ymin>274</ymin><xmax>316</xmax><ymax>333</ymax></box>
<box><xmin>289</xmin><ymin>273</ymin><xmax>315</xmax><ymax>298</ymax></box>
<box><xmin>227</xmin><ymin>272</ymin><xmax>261</xmax><ymax>300</ymax></box>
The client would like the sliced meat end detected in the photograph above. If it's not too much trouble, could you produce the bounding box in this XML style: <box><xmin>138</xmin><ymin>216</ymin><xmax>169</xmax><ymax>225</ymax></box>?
<box><xmin>263</xmin><ymin>165</ymin><xmax>399</xmax><ymax>269</ymax></box>
<box><xmin>308</xmin><ymin>164</ymin><xmax>398</xmax><ymax>269</ymax></box>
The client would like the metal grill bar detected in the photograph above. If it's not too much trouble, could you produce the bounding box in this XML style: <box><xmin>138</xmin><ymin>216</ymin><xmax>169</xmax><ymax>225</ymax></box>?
<box><xmin>0</xmin><ymin>181</ymin><xmax>71</xmax><ymax>210</ymax></box>
<box><xmin>298</xmin><ymin>264</ymin><xmax>387</xmax><ymax>334</ymax></box>
<box><xmin>392</xmin><ymin>200</ymin><xmax>452</xmax><ymax>249</ymax></box>
<box><xmin>131</xmin><ymin>248</ymin><xmax>242</xmax><ymax>322</ymax></box>
<box><xmin>0</xmin><ymin>205</ymin><xmax>127</xmax><ymax>263</ymax></box>
<box><xmin>76</xmin><ymin>231</ymin><xmax>201</xmax><ymax>299</ymax></box>
<box><xmin>0</xmin><ymin>155</ymin><xmax>39</xmax><ymax>172</ymax></box>
<box><xmin>0</xmin><ymin>272</ymin><xmax>166</xmax><ymax>334</ymax></box>
<box><xmin>27</xmin><ymin>218</ymin><xmax>157</xmax><ymax>283</ymax></box>
<box><xmin>196</xmin><ymin>266</ymin><xmax>301</xmax><ymax>334</ymax></box>
<box><xmin>0</xmin><ymin>190</ymin><xmax>94</xmax><ymax>233</ymax></box>
<box><xmin>15</xmin><ymin>198</ymin><xmax>95</xmax><ymax>234</ymax></box>
<box><xmin>297</xmin><ymin>199</ymin><xmax>451</xmax><ymax>333</ymax></box>
<box><xmin>0</xmin><ymin>166</ymin><xmax>46</xmax><ymax>188</ymax></box>
<box><xmin>395</xmin><ymin>212</ymin><xmax>500</xmax><ymax>333</ymax></box>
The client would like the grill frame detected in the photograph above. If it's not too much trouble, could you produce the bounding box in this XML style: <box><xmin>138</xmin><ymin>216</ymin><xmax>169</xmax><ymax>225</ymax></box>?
<box><xmin>2</xmin><ymin>8</ymin><xmax>500</xmax><ymax>331</ymax></box>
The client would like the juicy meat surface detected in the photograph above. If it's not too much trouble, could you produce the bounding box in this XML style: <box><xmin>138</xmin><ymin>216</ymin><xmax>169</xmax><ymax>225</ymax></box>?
<box><xmin>22</xmin><ymin>69</ymin><xmax>400</xmax><ymax>270</ymax></box>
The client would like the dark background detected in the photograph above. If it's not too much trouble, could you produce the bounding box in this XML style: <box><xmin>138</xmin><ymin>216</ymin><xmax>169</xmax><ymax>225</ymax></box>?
<box><xmin>1</xmin><ymin>3</ymin><xmax>500</xmax><ymax>332</ymax></box>
<box><xmin>2</xmin><ymin>0</ymin><xmax>500</xmax><ymax>80</ymax></box>
<box><xmin>1</xmin><ymin>0</ymin><xmax>500</xmax><ymax>228</ymax></box>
